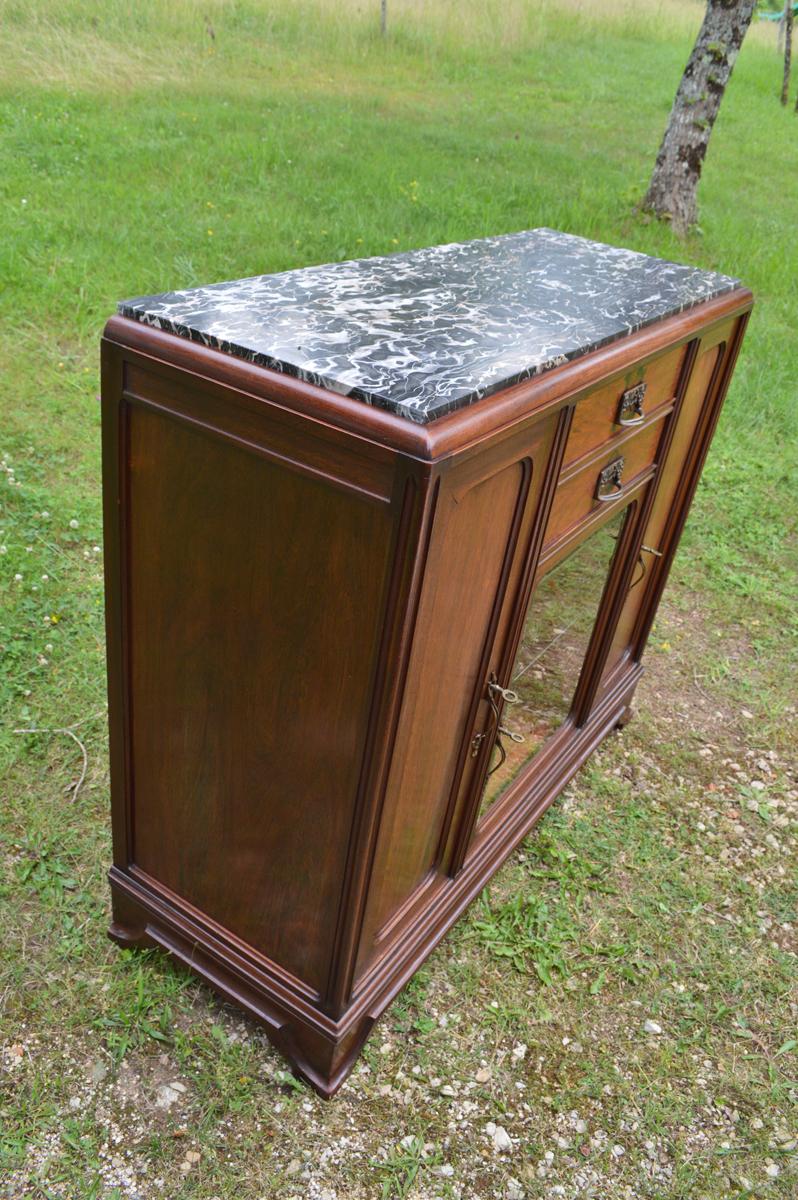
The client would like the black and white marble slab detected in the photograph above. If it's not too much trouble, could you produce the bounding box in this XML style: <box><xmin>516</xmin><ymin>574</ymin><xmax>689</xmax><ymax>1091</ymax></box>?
<box><xmin>118</xmin><ymin>229</ymin><xmax>740</xmax><ymax>424</ymax></box>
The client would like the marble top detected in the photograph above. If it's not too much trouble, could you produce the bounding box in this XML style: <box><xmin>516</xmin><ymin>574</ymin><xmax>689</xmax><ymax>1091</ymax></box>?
<box><xmin>119</xmin><ymin>229</ymin><xmax>740</xmax><ymax>424</ymax></box>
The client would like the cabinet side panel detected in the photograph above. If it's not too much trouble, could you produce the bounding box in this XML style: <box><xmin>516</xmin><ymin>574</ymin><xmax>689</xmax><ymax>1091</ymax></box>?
<box><xmin>124</xmin><ymin>402</ymin><xmax>394</xmax><ymax>995</ymax></box>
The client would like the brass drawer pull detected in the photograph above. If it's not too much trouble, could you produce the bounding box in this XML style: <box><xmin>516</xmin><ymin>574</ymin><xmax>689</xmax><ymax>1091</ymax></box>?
<box><xmin>595</xmin><ymin>456</ymin><xmax>625</xmax><ymax>502</ymax></box>
<box><xmin>617</xmin><ymin>382</ymin><xmax>646</xmax><ymax>426</ymax></box>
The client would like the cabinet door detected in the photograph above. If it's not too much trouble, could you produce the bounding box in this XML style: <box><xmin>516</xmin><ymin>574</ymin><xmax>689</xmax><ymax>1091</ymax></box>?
<box><xmin>476</xmin><ymin>499</ymin><xmax>638</xmax><ymax>820</ymax></box>
<box><xmin>601</xmin><ymin>317</ymin><xmax>746</xmax><ymax>690</ymax></box>
<box><xmin>457</xmin><ymin>482</ymin><xmax>651</xmax><ymax>851</ymax></box>
<box><xmin>454</xmin><ymin>314</ymin><xmax>749</xmax><ymax>865</ymax></box>
<box><xmin>352</xmin><ymin>411</ymin><xmax>563</xmax><ymax>982</ymax></box>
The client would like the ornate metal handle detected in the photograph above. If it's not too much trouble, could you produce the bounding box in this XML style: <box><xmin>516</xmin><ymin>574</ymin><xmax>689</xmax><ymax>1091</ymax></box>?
<box><xmin>617</xmin><ymin>382</ymin><xmax>646</xmax><ymax>426</ymax></box>
<box><xmin>595</xmin><ymin>456</ymin><xmax>626</xmax><ymax>502</ymax></box>
<box><xmin>484</xmin><ymin>677</ymin><xmax>525</xmax><ymax>775</ymax></box>
<box><xmin>487</xmin><ymin>681</ymin><xmax>520</xmax><ymax>705</ymax></box>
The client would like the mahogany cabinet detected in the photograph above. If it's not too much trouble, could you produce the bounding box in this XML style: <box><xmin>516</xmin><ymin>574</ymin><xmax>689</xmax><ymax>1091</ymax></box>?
<box><xmin>102</xmin><ymin>230</ymin><xmax>752</xmax><ymax>1095</ymax></box>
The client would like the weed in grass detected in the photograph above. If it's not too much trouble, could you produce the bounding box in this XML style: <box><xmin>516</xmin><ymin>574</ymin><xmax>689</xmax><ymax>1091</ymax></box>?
<box><xmin>371</xmin><ymin>1135</ymin><xmax>442</xmax><ymax>1199</ymax></box>
<box><xmin>472</xmin><ymin>891</ymin><xmax>575</xmax><ymax>983</ymax></box>
<box><xmin>93</xmin><ymin>956</ymin><xmax>176</xmax><ymax>1062</ymax></box>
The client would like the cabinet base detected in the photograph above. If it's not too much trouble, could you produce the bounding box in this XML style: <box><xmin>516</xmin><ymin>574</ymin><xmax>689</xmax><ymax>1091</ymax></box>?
<box><xmin>106</xmin><ymin>671</ymin><xmax>641</xmax><ymax>1098</ymax></box>
<box><xmin>107</xmin><ymin>878</ymin><xmax>376</xmax><ymax>1099</ymax></box>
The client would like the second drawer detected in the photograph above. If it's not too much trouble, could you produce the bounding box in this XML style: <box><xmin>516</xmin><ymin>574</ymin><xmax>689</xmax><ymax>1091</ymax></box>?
<box><xmin>545</xmin><ymin>414</ymin><xmax>667</xmax><ymax>549</ymax></box>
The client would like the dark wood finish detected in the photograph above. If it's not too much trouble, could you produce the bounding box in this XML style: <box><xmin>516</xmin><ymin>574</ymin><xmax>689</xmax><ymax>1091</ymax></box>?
<box><xmin>102</xmin><ymin>288</ymin><xmax>752</xmax><ymax>1096</ymax></box>
<box><xmin>126</xmin><ymin>402</ymin><xmax>394</xmax><ymax>994</ymax></box>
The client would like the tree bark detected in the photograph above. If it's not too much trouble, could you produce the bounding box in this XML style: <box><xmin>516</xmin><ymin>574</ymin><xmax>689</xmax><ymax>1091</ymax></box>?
<box><xmin>782</xmin><ymin>3</ymin><xmax>793</xmax><ymax>106</ymax></box>
<box><xmin>643</xmin><ymin>0</ymin><xmax>757</xmax><ymax>234</ymax></box>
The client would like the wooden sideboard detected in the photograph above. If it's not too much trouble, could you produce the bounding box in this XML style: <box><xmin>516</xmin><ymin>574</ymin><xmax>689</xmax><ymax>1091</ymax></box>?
<box><xmin>102</xmin><ymin>230</ymin><xmax>752</xmax><ymax>1096</ymax></box>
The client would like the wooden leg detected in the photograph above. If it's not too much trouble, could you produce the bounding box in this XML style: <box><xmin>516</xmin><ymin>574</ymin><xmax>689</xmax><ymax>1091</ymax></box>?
<box><xmin>615</xmin><ymin>704</ymin><xmax>635</xmax><ymax>730</ymax></box>
<box><xmin>108</xmin><ymin>886</ymin><xmax>155</xmax><ymax>950</ymax></box>
<box><xmin>275</xmin><ymin>1013</ymin><xmax>378</xmax><ymax>1099</ymax></box>
<box><xmin>107</xmin><ymin>870</ymin><xmax>375</xmax><ymax>1098</ymax></box>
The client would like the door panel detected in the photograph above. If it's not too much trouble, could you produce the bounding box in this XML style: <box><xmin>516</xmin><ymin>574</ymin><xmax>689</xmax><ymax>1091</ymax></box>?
<box><xmin>353</xmin><ymin>413</ymin><xmax>562</xmax><ymax>981</ymax></box>
<box><xmin>601</xmin><ymin>329</ymin><xmax>731</xmax><ymax>687</ymax></box>
<box><xmin>478</xmin><ymin>503</ymin><xmax>634</xmax><ymax>821</ymax></box>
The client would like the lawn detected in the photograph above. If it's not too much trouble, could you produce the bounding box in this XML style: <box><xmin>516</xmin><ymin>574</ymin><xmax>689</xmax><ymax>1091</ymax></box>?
<box><xmin>1</xmin><ymin>1</ymin><xmax>796</xmax><ymax>1196</ymax></box>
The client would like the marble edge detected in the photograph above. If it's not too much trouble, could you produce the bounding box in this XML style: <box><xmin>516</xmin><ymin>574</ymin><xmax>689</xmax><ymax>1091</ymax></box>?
<box><xmin>116</xmin><ymin>229</ymin><xmax>743</xmax><ymax>426</ymax></box>
<box><xmin>116</xmin><ymin>283</ymin><xmax>743</xmax><ymax>425</ymax></box>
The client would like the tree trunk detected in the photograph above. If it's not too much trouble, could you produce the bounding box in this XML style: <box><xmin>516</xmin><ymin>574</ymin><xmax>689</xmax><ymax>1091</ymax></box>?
<box><xmin>782</xmin><ymin>3</ymin><xmax>793</xmax><ymax>106</ymax></box>
<box><xmin>643</xmin><ymin>0</ymin><xmax>757</xmax><ymax>234</ymax></box>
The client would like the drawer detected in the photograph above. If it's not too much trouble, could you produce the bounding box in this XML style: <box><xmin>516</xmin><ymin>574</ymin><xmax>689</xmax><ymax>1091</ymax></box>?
<box><xmin>545</xmin><ymin>415</ymin><xmax>666</xmax><ymax>548</ymax></box>
<box><xmin>563</xmin><ymin>344</ymin><xmax>686</xmax><ymax>470</ymax></box>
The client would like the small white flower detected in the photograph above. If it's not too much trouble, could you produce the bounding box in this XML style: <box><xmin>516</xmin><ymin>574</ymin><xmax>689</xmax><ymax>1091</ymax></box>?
<box><xmin>14</xmin><ymin>573</ymin><xmax>23</xmax><ymax>582</ymax></box>
<box><xmin>45</xmin><ymin>643</ymin><xmax>53</xmax><ymax>652</ymax></box>
<box><xmin>41</xmin><ymin>511</ymin><xmax>50</xmax><ymax>519</ymax></box>
<box><xmin>93</xmin><ymin>545</ymin><xmax>101</xmax><ymax>553</ymax></box>
<box><xmin>41</xmin><ymin>574</ymin><xmax>48</xmax><ymax>581</ymax></box>
<box><xmin>0</xmin><ymin>545</ymin><xmax>6</xmax><ymax>554</ymax></box>
<box><xmin>69</xmin><ymin>518</ymin><xmax>79</xmax><ymax>529</ymax></box>
<box><xmin>38</xmin><ymin>656</ymin><xmax>48</xmax><ymax>666</ymax></box>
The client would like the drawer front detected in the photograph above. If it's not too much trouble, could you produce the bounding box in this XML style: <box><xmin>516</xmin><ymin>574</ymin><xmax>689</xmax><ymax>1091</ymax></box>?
<box><xmin>545</xmin><ymin>415</ymin><xmax>666</xmax><ymax>549</ymax></box>
<box><xmin>563</xmin><ymin>344</ymin><xmax>686</xmax><ymax>470</ymax></box>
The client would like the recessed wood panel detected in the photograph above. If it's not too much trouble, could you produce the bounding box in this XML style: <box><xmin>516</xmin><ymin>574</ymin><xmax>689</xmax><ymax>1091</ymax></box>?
<box><xmin>125</xmin><ymin>403</ymin><xmax>394</xmax><ymax>994</ymax></box>
<box><xmin>354</xmin><ymin>456</ymin><xmax>533</xmax><ymax>973</ymax></box>
<box><xmin>603</xmin><ymin>338</ymin><xmax>726</xmax><ymax>679</ymax></box>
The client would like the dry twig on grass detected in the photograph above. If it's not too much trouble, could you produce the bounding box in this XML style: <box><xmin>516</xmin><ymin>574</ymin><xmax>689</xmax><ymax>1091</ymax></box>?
<box><xmin>13</xmin><ymin>709</ymin><xmax>106</xmax><ymax>802</ymax></box>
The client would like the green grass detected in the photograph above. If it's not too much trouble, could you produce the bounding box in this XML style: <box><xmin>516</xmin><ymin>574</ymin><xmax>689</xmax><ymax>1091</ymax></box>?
<box><xmin>1</xmin><ymin>2</ymin><xmax>797</xmax><ymax>1196</ymax></box>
